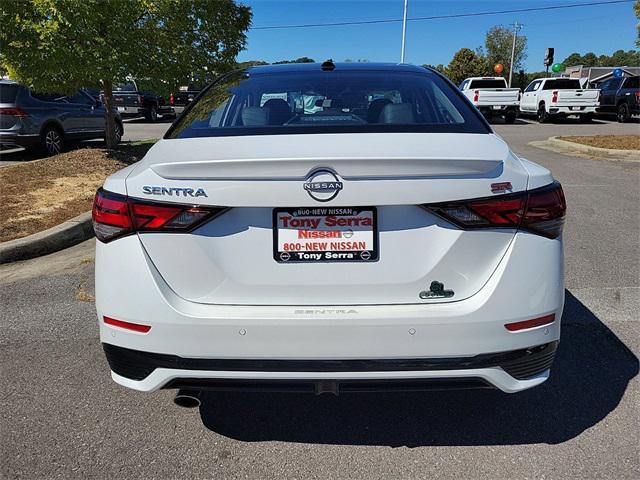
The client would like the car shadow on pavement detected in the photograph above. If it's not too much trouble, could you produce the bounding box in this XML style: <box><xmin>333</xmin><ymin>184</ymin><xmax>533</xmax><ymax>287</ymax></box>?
<box><xmin>198</xmin><ymin>290</ymin><xmax>638</xmax><ymax>446</ymax></box>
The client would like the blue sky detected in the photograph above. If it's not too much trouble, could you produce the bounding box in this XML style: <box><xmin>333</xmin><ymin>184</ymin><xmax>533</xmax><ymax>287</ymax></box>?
<box><xmin>237</xmin><ymin>0</ymin><xmax>637</xmax><ymax>70</ymax></box>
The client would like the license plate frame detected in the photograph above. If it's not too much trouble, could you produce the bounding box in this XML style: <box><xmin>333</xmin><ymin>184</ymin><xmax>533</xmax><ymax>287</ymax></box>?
<box><xmin>273</xmin><ymin>207</ymin><xmax>379</xmax><ymax>263</ymax></box>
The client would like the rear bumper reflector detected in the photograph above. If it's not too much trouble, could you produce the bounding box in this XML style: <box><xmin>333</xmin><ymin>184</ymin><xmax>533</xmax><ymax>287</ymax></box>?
<box><xmin>504</xmin><ymin>314</ymin><xmax>555</xmax><ymax>332</ymax></box>
<box><xmin>103</xmin><ymin>316</ymin><xmax>151</xmax><ymax>333</ymax></box>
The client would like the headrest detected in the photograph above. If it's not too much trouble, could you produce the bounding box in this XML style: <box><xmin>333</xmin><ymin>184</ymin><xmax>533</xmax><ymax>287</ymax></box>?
<box><xmin>241</xmin><ymin>106</ymin><xmax>269</xmax><ymax>126</ymax></box>
<box><xmin>378</xmin><ymin>103</ymin><xmax>416</xmax><ymax>124</ymax></box>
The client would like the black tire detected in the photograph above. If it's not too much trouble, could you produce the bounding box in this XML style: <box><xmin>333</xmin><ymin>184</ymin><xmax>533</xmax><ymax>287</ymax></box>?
<box><xmin>146</xmin><ymin>105</ymin><xmax>158</xmax><ymax>123</ymax></box>
<box><xmin>617</xmin><ymin>103</ymin><xmax>630</xmax><ymax>123</ymax></box>
<box><xmin>579</xmin><ymin>113</ymin><xmax>593</xmax><ymax>123</ymax></box>
<box><xmin>504</xmin><ymin>110</ymin><xmax>517</xmax><ymax>124</ymax></box>
<box><xmin>537</xmin><ymin>104</ymin><xmax>549</xmax><ymax>123</ymax></box>
<box><xmin>41</xmin><ymin>125</ymin><xmax>64</xmax><ymax>156</ymax></box>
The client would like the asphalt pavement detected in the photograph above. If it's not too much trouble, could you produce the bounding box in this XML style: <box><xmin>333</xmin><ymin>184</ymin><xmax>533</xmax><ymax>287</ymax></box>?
<box><xmin>1</xmin><ymin>118</ymin><xmax>639</xmax><ymax>479</ymax></box>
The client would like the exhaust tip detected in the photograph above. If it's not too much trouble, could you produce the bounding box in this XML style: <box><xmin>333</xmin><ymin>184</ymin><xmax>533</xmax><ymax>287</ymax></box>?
<box><xmin>174</xmin><ymin>389</ymin><xmax>201</xmax><ymax>408</ymax></box>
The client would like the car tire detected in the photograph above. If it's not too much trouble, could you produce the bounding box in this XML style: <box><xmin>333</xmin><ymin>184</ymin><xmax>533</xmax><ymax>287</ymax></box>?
<box><xmin>504</xmin><ymin>110</ymin><xmax>517</xmax><ymax>124</ymax></box>
<box><xmin>579</xmin><ymin>113</ymin><xmax>593</xmax><ymax>123</ymax></box>
<box><xmin>41</xmin><ymin>126</ymin><xmax>64</xmax><ymax>156</ymax></box>
<box><xmin>617</xmin><ymin>103</ymin><xmax>630</xmax><ymax>123</ymax></box>
<box><xmin>146</xmin><ymin>105</ymin><xmax>158</xmax><ymax>123</ymax></box>
<box><xmin>537</xmin><ymin>104</ymin><xmax>549</xmax><ymax>123</ymax></box>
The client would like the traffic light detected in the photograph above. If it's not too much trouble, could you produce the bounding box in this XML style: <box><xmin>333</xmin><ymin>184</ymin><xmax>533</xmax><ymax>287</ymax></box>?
<box><xmin>544</xmin><ymin>48</ymin><xmax>554</xmax><ymax>67</ymax></box>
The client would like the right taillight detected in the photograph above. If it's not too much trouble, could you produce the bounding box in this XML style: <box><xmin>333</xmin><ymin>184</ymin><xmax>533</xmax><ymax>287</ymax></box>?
<box><xmin>423</xmin><ymin>181</ymin><xmax>566</xmax><ymax>239</ymax></box>
<box><xmin>473</xmin><ymin>90</ymin><xmax>479</xmax><ymax>103</ymax></box>
<box><xmin>551</xmin><ymin>90</ymin><xmax>558</xmax><ymax>103</ymax></box>
<box><xmin>92</xmin><ymin>188</ymin><xmax>226</xmax><ymax>243</ymax></box>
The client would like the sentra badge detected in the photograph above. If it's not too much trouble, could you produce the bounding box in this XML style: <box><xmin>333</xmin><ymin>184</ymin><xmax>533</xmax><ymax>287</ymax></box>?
<box><xmin>142</xmin><ymin>186</ymin><xmax>208</xmax><ymax>197</ymax></box>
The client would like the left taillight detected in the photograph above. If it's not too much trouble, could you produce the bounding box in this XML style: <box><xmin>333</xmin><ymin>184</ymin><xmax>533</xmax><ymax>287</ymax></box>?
<box><xmin>92</xmin><ymin>188</ymin><xmax>225</xmax><ymax>243</ymax></box>
<box><xmin>422</xmin><ymin>181</ymin><xmax>566</xmax><ymax>239</ymax></box>
<box><xmin>0</xmin><ymin>107</ymin><xmax>29</xmax><ymax>117</ymax></box>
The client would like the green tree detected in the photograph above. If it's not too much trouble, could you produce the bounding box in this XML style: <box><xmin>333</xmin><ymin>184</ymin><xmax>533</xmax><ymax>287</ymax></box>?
<box><xmin>484</xmin><ymin>25</ymin><xmax>527</xmax><ymax>82</ymax></box>
<box><xmin>635</xmin><ymin>0</ymin><xmax>640</xmax><ymax>47</ymax></box>
<box><xmin>442</xmin><ymin>48</ymin><xmax>487</xmax><ymax>85</ymax></box>
<box><xmin>0</xmin><ymin>0</ymin><xmax>251</xmax><ymax>148</ymax></box>
<box><xmin>273</xmin><ymin>57</ymin><xmax>315</xmax><ymax>64</ymax></box>
<box><xmin>581</xmin><ymin>52</ymin><xmax>598</xmax><ymax>67</ymax></box>
<box><xmin>562</xmin><ymin>52</ymin><xmax>584</xmax><ymax>67</ymax></box>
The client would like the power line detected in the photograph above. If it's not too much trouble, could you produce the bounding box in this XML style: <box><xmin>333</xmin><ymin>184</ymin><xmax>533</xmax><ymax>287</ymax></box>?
<box><xmin>250</xmin><ymin>0</ymin><xmax>633</xmax><ymax>30</ymax></box>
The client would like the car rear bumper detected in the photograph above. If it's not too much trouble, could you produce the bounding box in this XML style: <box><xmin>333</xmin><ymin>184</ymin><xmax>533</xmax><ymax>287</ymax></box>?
<box><xmin>0</xmin><ymin>131</ymin><xmax>40</xmax><ymax>148</ymax></box>
<box><xmin>548</xmin><ymin>106</ymin><xmax>597</xmax><ymax>115</ymax></box>
<box><xmin>96</xmin><ymin>232</ymin><xmax>564</xmax><ymax>393</ymax></box>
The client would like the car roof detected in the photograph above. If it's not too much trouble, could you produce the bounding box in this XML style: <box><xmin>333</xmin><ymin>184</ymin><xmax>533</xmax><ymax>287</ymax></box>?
<box><xmin>245</xmin><ymin>62</ymin><xmax>430</xmax><ymax>75</ymax></box>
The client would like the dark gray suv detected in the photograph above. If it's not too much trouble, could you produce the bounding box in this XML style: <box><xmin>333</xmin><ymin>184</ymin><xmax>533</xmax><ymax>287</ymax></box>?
<box><xmin>0</xmin><ymin>81</ymin><xmax>124</xmax><ymax>155</ymax></box>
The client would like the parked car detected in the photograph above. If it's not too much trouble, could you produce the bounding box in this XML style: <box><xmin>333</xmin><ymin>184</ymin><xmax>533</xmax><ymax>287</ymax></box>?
<box><xmin>93</xmin><ymin>63</ymin><xmax>566</xmax><ymax>403</ymax></box>
<box><xmin>459</xmin><ymin>77</ymin><xmax>520</xmax><ymax>123</ymax></box>
<box><xmin>596</xmin><ymin>75</ymin><xmax>639</xmax><ymax>122</ymax></box>
<box><xmin>110</xmin><ymin>80</ymin><xmax>174</xmax><ymax>122</ymax></box>
<box><xmin>169</xmin><ymin>85</ymin><xmax>202</xmax><ymax>115</ymax></box>
<box><xmin>0</xmin><ymin>80</ymin><xmax>123</xmax><ymax>155</ymax></box>
<box><xmin>520</xmin><ymin>77</ymin><xmax>599</xmax><ymax>123</ymax></box>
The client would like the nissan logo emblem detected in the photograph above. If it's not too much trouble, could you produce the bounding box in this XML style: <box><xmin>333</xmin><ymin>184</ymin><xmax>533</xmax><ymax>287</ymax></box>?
<box><xmin>303</xmin><ymin>170</ymin><xmax>343</xmax><ymax>202</ymax></box>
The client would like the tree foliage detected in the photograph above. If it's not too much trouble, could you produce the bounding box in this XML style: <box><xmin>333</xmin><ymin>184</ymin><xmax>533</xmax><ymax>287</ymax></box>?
<box><xmin>561</xmin><ymin>50</ymin><xmax>640</xmax><ymax>67</ymax></box>
<box><xmin>273</xmin><ymin>57</ymin><xmax>315</xmax><ymax>64</ymax></box>
<box><xmin>442</xmin><ymin>48</ymin><xmax>487</xmax><ymax>85</ymax></box>
<box><xmin>0</xmin><ymin>0</ymin><xmax>251</xmax><ymax>146</ymax></box>
<box><xmin>484</xmin><ymin>25</ymin><xmax>527</xmax><ymax>82</ymax></box>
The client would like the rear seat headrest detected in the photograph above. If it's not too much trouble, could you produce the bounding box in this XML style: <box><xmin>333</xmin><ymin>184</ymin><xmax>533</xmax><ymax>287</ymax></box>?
<box><xmin>378</xmin><ymin>103</ymin><xmax>416</xmax><ymax>124</ymax></box>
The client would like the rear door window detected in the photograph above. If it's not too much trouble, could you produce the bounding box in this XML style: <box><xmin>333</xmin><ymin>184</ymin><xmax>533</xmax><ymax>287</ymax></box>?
<box><xmin>623</xmin><ymin>77</ymin><xmax>639</xmax><ymax>89</ymax></box>
<box><xmin>542</xmin><ymin>79</ymin><xmax>581</xmax><ymax>90</ymax></box>
<box><xmin>469</xmin><ymin>79</ymin><xmax>507</xmax><ymax>89</ymax></box>
<box><xmin>0</xmin><ymin>84</ymin><xmax>19</xmax><ymax>103</ymax></box>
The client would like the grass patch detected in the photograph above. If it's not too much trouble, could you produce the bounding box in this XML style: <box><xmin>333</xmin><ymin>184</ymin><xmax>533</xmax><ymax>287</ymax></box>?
<box><xmin>558</xmin><ymin>135</ymin><xmax>640</xmax><ymax>151</ymax></box>
<box><xmin>0</xmin><ymin>142</ymin><xmax>153</xmax><ymax>242</ymax></box>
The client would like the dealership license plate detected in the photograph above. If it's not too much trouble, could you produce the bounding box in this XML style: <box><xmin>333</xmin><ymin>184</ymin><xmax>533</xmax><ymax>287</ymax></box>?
<box><xmin>273</xmin><ymin>207</ymin><xmax>378</xmax><ymax>263</ymax></box>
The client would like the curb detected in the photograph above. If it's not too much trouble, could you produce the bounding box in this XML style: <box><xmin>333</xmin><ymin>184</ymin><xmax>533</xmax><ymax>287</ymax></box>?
<box><xmin>0</xmin><ymin>212</ymin><xmax>94</xmax><ymax>264</ymax></box>
<box><xmin>532</xmin><ymin>136</ymin><xmax>640</xmax><ymax>162</ymax></box>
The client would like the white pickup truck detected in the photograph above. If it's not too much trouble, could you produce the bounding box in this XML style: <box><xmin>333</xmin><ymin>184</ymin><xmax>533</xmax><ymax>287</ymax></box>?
<box><xmin>459</xmin><ymin>77</ymin><xmax>520</xmax><ymax>123</ymax></box>
<box><xmin>520</xmin><ymin>77</ymin><xmax>600</xmax><ymax>123</ymax></box>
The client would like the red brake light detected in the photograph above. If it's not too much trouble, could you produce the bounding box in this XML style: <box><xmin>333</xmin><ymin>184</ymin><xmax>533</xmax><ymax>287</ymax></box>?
<box><xmin>0</xmin><ymin>107</ymin><xmax>29</xmax><ymax>117</ymax></box>
<box><xmin>473</xmin><ymin>90</ymin><xmax>479</xmax><ymax>103</ymax></box>
<box><xmin>423</xmin><ymin>182</ymin><xmax>566</xmax><ymax>239</ymax></box>
<box><xmin>92</xmin><ymin>188</ymin><xmax>226</xmax><ymax>243</ymax></box>
<box><xmin>551</xmin><ymin>90</ymin><xmax>558</xmax><ymax>103</ymax></box>
<box><xmin>169</xmin><ymin>94</ymin><xmax>174</xmax><ymax>105</ymax></box>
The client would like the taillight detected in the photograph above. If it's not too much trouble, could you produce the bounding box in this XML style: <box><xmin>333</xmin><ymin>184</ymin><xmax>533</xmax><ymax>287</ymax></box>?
<box><xmin>92</xmin><ymin>188</ymin><xmax>226</xmax><ymax>243</ymax></box>
<box><xmin>473</xmin><ymin>90</ymin><xmax>479</xmax><ymax>103</ymax></box>
<box><xmin>551</xmin><ymin>90</ymin><xmax>558</xmax><ymax>103</ymax></box>
<box><xmin>423</xmin><ymin>182</ymin><xmax>566</xmax><ymax>239</ymax></box>
<box><xmin>169</xmin><ymin>94</ymin><xmax>174</xmax><ymax>105</ymax></box>
<box><xmin>137</xmin><ymin>94</ymin><xmax>143</xmax><ymax>105</ymax></box>
<box><xmin>0</xmin><ymin>107</ymin><xmax>29</xmax><ymax>117</ymax></box>
<box><xmin>635</xmin><ymin>91</ymin><xmax>640</xmax><ymax>101</ymax></box>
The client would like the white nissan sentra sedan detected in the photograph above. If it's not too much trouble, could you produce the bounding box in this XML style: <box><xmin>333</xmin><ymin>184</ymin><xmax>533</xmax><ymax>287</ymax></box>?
<box><xmin>93</xmin><ymin>62</ymin><xmax>565</xmax><ymax>405</ymax></box>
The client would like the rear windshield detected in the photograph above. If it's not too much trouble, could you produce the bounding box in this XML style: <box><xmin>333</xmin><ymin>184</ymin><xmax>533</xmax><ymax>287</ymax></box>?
<box><xmin>543</xmin><ymin>79</ymin><xmax>581</xmax><ymax>90</ymax></box>
<box><xmin>166</xmin><ymin>69</ymin><xmax>489</xmax><ymax>139</ymax></box>
<box><xmin>0</xmin><ymin>84</ymin><xmax>19</xmax><ymax>103</ymax></box>
<box><xmin>114</xmin><ymin>83</ymin><xmax>136</xmax><ymax>92</ymax></box>
<box><xmin>469</xmin><ymin>79</ymin><xmax>507</xmax><ymax>89</ymax></box>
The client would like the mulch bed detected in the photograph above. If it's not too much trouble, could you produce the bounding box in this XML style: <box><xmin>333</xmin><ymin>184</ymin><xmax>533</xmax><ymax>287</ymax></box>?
<box><xmin>558</xmin><ymin>135</ymin><xmax>640</xmax><ymax>151</ymax></box>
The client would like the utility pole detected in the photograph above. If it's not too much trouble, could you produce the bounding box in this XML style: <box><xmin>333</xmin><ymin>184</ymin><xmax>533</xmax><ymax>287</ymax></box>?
<box><xmin>508</xmin><ymin>21</ymin><xmax>523</xmax><ymax>87</ymax></box>
<box><xmin>400</xmin><ymin>0</ymin><xmax>408</xmax><ymax>63</ymax></box>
